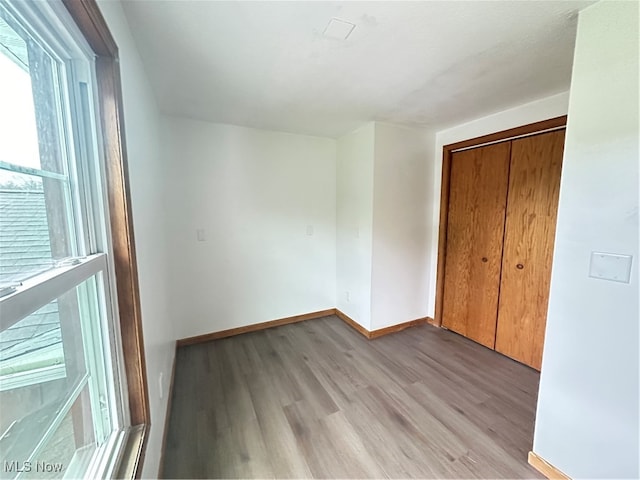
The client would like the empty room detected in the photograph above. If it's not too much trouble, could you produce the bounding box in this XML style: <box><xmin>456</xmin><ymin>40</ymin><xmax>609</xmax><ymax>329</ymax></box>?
<box><xmin>0</xmin><ymin>0</ymin><xmax>638</xmax><ymax>479</ymax></box>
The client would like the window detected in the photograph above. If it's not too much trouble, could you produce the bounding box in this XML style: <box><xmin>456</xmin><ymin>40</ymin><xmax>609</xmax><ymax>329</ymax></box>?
<box><xmin>0</xmin><ymin>1</ymin><xmax>147</xmax><ymax>478</ymax></box>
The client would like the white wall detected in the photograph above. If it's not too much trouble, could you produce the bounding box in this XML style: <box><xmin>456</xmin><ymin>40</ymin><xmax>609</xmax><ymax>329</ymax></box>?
<box><xmin>161</xmin><ymin>117</ymin><xmax>337</xmax><ymax>339</ymax></box>
<box><xmin>533</xmin><ymin>1</ymin><xmax>639</xmax><ymax>477</ymax></box>
<box><xmin>336</xmin><ymin>122</ymin><xmax>433</xmax><ymax>330</ymax></box>
<box><xmin>427</xmin><ymin>92</ymin><xmax>571</xmax><ymax>316</ymax></box>
<box><xmin>370</xmin><ymin>123</ymin><xmax>433</xmax><ymax>329</ymax></box>
<box><xmin>335</xmin><ymin>123</ymin><xmax>375</xmax><ymax>329</ymax></box>
<box><xmin>97</xmin><ymin>2</ymin><xmax>174</xmax><ymax>478</ymax></box>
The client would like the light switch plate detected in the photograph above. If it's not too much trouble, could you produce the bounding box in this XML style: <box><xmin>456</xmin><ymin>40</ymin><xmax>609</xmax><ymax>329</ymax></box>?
<box><xmin>589</xmin><ymin>252</ymin><xmax>633</xmax><ymax>283</ymax></box>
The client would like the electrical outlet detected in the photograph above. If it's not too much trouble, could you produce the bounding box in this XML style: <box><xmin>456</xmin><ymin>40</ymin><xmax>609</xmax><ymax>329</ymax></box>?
<box><xmin>158</xmin><ymin>372</ymin><xmax>164</xmax><ymax>400</ymax></box>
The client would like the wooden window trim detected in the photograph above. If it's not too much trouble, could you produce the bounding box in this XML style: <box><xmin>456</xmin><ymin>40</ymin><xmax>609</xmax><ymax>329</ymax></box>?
<box><xmin>61</xmin><ymin>0</ymin><xmax>150</xmax><ymax>476</ymax></box>
<box><xmin>433</xmin><ymin>115</ymin><xmax>568</xmax><ymax>328</ymax></box>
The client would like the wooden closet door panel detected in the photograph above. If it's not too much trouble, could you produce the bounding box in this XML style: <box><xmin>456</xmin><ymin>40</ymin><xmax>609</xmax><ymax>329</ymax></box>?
<box><xmin>442</xmin><ymin>142</ymin><xmax>511</xmax><ymax>348</ymax></box>
<box><xmin>495</xmin><ymin>130</ymin><xmax>565</xmax><ymax>370</ymax></box>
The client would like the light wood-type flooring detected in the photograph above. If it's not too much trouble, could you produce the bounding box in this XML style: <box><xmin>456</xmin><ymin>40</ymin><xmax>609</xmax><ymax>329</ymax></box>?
<box><xmin>162</xmin><ymin>315</ymin><xmax>543</xmax><ymax>479</ymax></box>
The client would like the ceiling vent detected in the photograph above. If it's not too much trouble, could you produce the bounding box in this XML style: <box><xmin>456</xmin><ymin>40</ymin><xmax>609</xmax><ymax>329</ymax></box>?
<box><xmin>323</xmin><ymin>18</ymin><xmax>356</xmax><ymax>40</ymax></box>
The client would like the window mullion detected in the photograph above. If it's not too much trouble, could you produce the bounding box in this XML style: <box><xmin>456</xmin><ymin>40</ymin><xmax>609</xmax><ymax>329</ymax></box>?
<box><xmin>0</xmin><ymin>160</ymin><xmax>68</xmax><ymax>181</ymax></box>
<box><xmin>0</xmin><ymin>253</ymin><xmax>106</xmax><ymax>330</ymax></box>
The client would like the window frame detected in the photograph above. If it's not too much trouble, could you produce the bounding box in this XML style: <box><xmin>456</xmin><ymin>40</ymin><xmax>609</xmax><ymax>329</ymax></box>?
<box><xmin>0</xmin><ymin>0</ymin><xmax>148</xmax><ymax>475</ymax></box>
<box><xmin>59</xmin><ymin>0</ymin><xmax>150</xmax><ymax>476</ymax></box>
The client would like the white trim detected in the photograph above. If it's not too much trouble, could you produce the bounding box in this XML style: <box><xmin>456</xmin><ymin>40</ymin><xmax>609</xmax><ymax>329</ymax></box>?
<box><xmin>0</xmin><ymin>254</ymin><xmax>106</xmax><ymax>330</ymax></box>
<box><xmin>83</xmin><ymin>429</ymin><xmax>127</xmax><ymax>480</ymax></box>
<box><xmin>62</xmin><ymin>444</ymin><xmax>94</xmax><ymax>480</ymax></box>
<box><xmin>76</xmin><ymin>275</ymin><xmax>110</xmax><ymax>444</ymax></box>
<box><xmin>69</xmin><ymin>77</ymin><xmax>96</xmax><ymax>255</ymax></box>
<box><xmin>0</xmin><ymin>161</ymin><xmax>69</xmax><ymax>181</ymax></box>
<box><xmin>0</xmin><ymin>363</ymin><xmax>66</xmax><ymax>392</ymax></box>
<box><xmin>1</xmin><ymin>0</ymin><xmax>90</xmax><ymax>64</ymax></box>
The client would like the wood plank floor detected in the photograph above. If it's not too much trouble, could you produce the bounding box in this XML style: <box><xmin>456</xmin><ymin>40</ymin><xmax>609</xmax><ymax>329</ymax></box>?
<box><xmin>162</xmin><ymin>315</ymin><xmax>543</xmax><ymax>479</ymax></box>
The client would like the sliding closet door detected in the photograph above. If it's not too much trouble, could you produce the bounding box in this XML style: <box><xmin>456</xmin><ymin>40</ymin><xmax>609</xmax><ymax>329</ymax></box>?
<box><xmin>495</xmin><ymin>130</ymin><xmax>565</xmax><ymax>370</ymax></box>
<box><xmin>442</xmin><ymin>142</ymin><xmax>511</xmax><ymax>348</ymax></box>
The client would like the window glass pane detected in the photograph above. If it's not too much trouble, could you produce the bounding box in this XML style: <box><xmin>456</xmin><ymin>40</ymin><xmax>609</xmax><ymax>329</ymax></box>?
<box><xmin>0</xmin><ymin>170</ymin><xmax>76</xmax><ymax>286</ymax></box>
<box><xmin>0</xmin><ymin>12</ymin><xmax>67</xmax><ymax>175</ymax></box>
<box><xmin>0</xmin><ymin>300</ymin><xmax>63</xmax><ymax>383</ymax></box>
<box><xmin>0</xmin><ymin>275</ymin><xmax>114</xmax><ymax>478</ymax></box>
<box><xmin>2</xmin><ymin>385</ymin><xmax>95</xmax><ymax>479</ymax></box>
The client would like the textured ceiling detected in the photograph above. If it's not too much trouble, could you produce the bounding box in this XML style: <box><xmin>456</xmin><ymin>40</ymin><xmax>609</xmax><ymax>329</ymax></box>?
<box><xmin>121</xmin><ymin>1</ymin><xmax>594</xmax><ymax>138</ymax></box>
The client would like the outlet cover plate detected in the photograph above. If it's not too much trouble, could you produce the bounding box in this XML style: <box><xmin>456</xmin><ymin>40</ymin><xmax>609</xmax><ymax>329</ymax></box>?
<box><xmin>589</xmin><ymin>252</ymin><xmax>632</xmax><ymax>283</ymax></box>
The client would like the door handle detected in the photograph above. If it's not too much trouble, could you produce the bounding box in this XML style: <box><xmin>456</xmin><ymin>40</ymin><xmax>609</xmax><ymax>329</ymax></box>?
<box><xmin>481</xmin><ymin>257</ymin><xmax>488</xmax><ymax>263</ymax></box>
<box><xmin>516</xmin><ymin>263</ymin><xmax>524</xmax><ymax>270</ymax></box>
